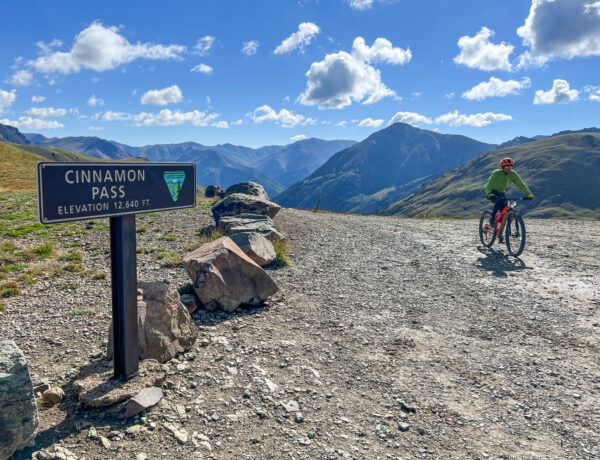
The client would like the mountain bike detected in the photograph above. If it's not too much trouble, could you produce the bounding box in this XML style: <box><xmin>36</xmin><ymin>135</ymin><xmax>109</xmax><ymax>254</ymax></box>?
<box><xmin>479</xmin><ymin>197</ymin><xmax>532</xmax><ymax>256</ymax></box>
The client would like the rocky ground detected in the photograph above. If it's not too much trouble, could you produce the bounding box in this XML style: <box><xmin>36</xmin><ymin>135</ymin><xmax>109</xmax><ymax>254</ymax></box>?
<box><xmin>1</xmin><ymin>193</ymin><xmax>599</xmax><ymax>459</ymax></box>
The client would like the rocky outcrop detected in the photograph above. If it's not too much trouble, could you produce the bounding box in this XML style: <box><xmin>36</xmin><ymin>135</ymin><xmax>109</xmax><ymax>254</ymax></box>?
<box><xmin>224</xmin><ymin>182</ymin><xmax>269</xmax><ymax>201</ymax></box>
<box><xmin>211</xmin><ymin>193</ymin><xmax>281</xmax><ymax>223</ymax></box>
<box><xmin>229</xmin><ymin>232</ymin><xmax>276</xmax><ymax>266</ymax></box>
<box><xmin>0</xmin><ymin>340</ymin><xmax>39</xmax><ymax>460</ymax></box>
<box><xmin>0</xmin><ymin>123</ymin><xmax>30</xmax><ymax>145</ymax></box>
<box><xmin>184</xmin><ymin>237</ymin><xmax>278</xmax><ymax>312</ymax></box>
<box><xmin>204</xmin><ymin>185</ymin><xmax>223</xmax><ymax>198</ymax></box>
<box><xmin>217</xmin><ymin>214</ymin><xmax>284</xmax><ymax>242</ymax></box>
<box><xmin>107</xmin><ymin>282</ymin><xmax>198</xmax><ymax>363</ymax></box>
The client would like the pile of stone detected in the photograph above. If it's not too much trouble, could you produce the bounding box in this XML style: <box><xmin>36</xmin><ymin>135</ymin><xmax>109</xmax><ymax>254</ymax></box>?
<box><xmin>183</xmin><ymin>182</ymin><xmax>283</xmax><ymax>313</ymax></box>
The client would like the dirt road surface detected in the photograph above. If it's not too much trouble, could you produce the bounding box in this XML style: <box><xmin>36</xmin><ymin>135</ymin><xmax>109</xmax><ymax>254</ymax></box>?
<box><xmin>3</xmin><ymin>207</ymin><xmax>599</xmax><ymax>459</ymax></box>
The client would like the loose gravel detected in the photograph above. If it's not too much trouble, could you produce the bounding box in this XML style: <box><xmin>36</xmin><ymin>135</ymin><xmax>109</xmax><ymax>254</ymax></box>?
<box><xmin>2</xmin><ymin>205</ymin><xmax>599</xmax><ymax>460</ymax></box>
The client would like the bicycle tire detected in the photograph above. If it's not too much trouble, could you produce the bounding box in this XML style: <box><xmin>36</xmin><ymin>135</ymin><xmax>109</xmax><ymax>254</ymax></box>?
<box><xmin>506</xmin><ymin>214</ymin><xmax>526</xmax><ymax>256</ymax></box>
<box><xmin>479</xmin><ymin>211</ymin><xmax>496</xmax><ymax>247</ymax></box>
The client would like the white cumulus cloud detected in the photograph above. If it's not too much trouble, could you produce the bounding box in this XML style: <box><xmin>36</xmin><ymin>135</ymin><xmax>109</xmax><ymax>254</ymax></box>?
<box><xmin>358</xmin><ymin>117</ymin><xmax>384</xmax><ymax>127</ymax></box>
<box><xmin>454</xmin><ymin>27</ymin><xmax>514</xmax><ymax>71</ymax></box>
<box><xmin>517</xmin><ymin>0</ymin><xmax>600</xmax><ymax>67</ymax></box>
<box><xmin>191</xmin><ymin>63</ymin><xmax>213</xmax><ymax>74</ymax></box>
<box><xmin>10</xmin><ymin>70</ymin><xmax>33</xmax><ymax>86</ymax></box>
<box><xmin>462</xmin><ymin>77</ymin><xmax>531</xmax><ymax>100</ymax></box>
<box><xmin>585</xmin><ymin>85</ymin><xmax>600</xmax><ymax>101</ymax></box>
<box><xmin>435</xmin><ymin>110</ymin><xmax>512</xmax><ymax>127</ymax></box>
<box><xmin>29</xmin><ymin>21</ymin><xmax>186</xmax><ymax>75</ymax></box>
<box><xmin>533</xmin><ymin>79</ymin><xmax>579</xmax><ymax>104</ymax></box>
<box><xmin>141</xmin><ymin>85</ymin><xmax>183</xmax><ymax>106</ymax></box>
<box><xmin>88</xmin><ymin>126</ymin><xmax>104</xmax><ymax>131</ymax></box>
<box><xmin>87</xmin><ymin>94</ymin><xmax>104</xmax><ymax>106</ymax></box>
<box><xmin>274</xmin><ymin>22</ymin><xmax>320</xmax><ymax>55</ymax></box>
<box><xmin>242</xmin><ymin>40</ymin><xmax>259</xmax><ymax>56</ymax></box>
<box><xmin>299</xmin><ymin>51</ymin><xmax>395</xmax><ymax>109</ymax></box>
<box><xmin>31</xmin><ymin>95</ymin><xmax>46</xmax><ymax>103</ymax></box>
<box><xmin>211</xmin><ymin>121</ymin><xmax>229</xmax><ymax>128</ymax></box>
<box><xmin>388</xmin><ymin>111</ymin><xmax>432</xmax><ymax>126</ymax></box>
<box><xmin>249</xmin><ymin>105</ymin><xmax>306</xmax><ymax>127</ymax></box>
<box><xmin>133</xmin><ymin>109</ymin><xmax>219</xmax><ymax>127</ymax></box>
<box><xmin>0</xmin><ymin>117</ymin><xmax>64</xmax><ymax>129</ymax></box>
<box><xmin>194</xmin><ymin>36</ymin><xmax>215</xmax><ymax>56</ymax></box>
<box><xmin>0</xmin><ymin>89</ymin><xmax>17</xmax><ymax>112</ymax></box>
<box><xmin>348</xmin><ymin>0</ymin><xmax>374</xmax><ymax>9</ymax></box>
<box><xmin>290</xmin><ymin>134</ymin><xmax>307</xmax><ymax>141</ymax></box>
<box><xmin>351</xmin><ymin>37</ymin><xmax>411</xmax><ymax>65</ymax></box>
<box><xmin>24</xmin><ymin>107</ymin><xmax>67</xmax><ymax>118</ymax></box>
<box><xmin>100</xmin><ymin>111</ymin><xmax>132</xmax><ymax>121</ymax></box>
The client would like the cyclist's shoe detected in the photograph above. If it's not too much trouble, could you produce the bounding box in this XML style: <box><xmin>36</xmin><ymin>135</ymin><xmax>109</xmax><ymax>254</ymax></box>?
<box><xmin>498</xmin><ymin>234</ymin><xmax>504</xmax><ymax>243</ymax></box>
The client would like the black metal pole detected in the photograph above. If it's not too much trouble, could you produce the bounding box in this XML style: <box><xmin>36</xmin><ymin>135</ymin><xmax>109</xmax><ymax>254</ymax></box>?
<box><xmin>110</xmin><ymin>214</ymin><xmax>139</xmax><ymax>380</ymax></box>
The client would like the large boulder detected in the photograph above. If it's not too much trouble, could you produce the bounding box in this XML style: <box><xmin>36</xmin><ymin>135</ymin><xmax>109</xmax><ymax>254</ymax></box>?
<box><xmin>229</xmin><ymin>232</ymin><xmax>276</xmax><ymax>267</ymax></box>
<box><xmin>107</xmin><ymin>282</ymin><xmax>198</xmax><ymax>363</ymax></box>
<box><xmin>217</xmin><ymin>214</ymin><xmax>284</xmax><ymax>242</ymax></box>
<box><xmin>0</xmin><ymin>340</ymin><xmax>39</xmax><ymax>460</ymax></box>
<box><xmin>211</xmin><ymin>193</ymin><xmax>281</xmax><ymax>223</ymax></box>
<box><xmin>224</xmin><ymin>182</ymin><xmax>269</xmax><ymax>201</ymax></box>
<box><xmin>184</xmin><ymin>237</ymin><xmax>278</xmax><ymax>312</ymax></box>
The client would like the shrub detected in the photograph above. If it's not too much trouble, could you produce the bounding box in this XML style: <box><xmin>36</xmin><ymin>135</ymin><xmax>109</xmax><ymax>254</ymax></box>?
<box><xmin>273</xmin><ymin>240</ymin><xmax>291</xmax><ymax>267</ymax></box>
<box><xmin>0</xmin><ymin>281</ymin><xmax>19</xmax><ymax>298</ymax></box>
<box><xmin>59</xmin><ymin>251</ymin><xmax>82</xmax><ymax>262</ymax></box>
<box><xmin>31</xmin><ymin>242</ymin><xmax>54</xmax><ymax>259</ymax></box>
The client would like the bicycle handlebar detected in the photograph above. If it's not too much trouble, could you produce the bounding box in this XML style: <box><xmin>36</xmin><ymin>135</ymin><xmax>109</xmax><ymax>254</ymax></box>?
<box><xmin>489</xmin><ymin>196</ymin><xmax>533</xmax><ymax>201</ymax></box>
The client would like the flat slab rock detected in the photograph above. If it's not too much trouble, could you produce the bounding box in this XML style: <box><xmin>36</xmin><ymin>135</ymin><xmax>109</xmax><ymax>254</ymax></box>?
<box><xmin>224</xmin><ymin>182</ymin><xmax>269</xmax><ymax>201</ymax></box>
<box><xmin>218</xmin><ymin>214</ymin><xmax>284</xmax><ymax>242</ymax></box>
<box><xmin>211</xmin><ymin>193</ymin><xmax>281</xmax><ymax>223</ymax></box>
<box><xmin>72</xmin><ymin>359</ymin><xmax>166</xmax><ymax>408</ymax></box>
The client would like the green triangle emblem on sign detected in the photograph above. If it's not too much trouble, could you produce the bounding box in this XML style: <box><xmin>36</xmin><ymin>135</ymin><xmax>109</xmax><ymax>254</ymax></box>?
<box><xmin>163</xmin><ymin>171</ymin><xmax>186</xmax><ymax>202</ymax></box>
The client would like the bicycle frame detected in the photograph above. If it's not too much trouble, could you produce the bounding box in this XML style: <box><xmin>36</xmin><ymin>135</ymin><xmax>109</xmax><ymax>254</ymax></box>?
<box><xmin>494</xmin><ymin>200</ymin><xmax>518</xmax><ymax>236</ymax></box>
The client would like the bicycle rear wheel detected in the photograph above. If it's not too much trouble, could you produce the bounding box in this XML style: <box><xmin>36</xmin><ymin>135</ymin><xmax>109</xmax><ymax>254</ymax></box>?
<box><xmin>479</xmin><ymin>211</ymin><xmax>496</xmax><ymax>247</ymax></box>
<box><xmin>506</xmin><ymin>214</ymin><xmax>526</xmax><ymax>256</ymax></box>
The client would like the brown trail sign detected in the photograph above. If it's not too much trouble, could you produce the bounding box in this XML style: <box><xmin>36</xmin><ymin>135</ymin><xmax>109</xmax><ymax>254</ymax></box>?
<box><xmin>37</xmin><ymin>162</ymin><xmax>196</xmax><ymax>379</ymax></box>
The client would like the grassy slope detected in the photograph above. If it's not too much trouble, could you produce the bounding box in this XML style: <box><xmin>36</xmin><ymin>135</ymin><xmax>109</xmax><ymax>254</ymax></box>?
<box><xmin>382</xmin><ymin>133</ymin><xmax>600</xmax><ymax>219</ymax></box>
<box><xmin>0</xmin><ymin>143</ymin><xmax>47</xmax><ymax>192</ymax></box>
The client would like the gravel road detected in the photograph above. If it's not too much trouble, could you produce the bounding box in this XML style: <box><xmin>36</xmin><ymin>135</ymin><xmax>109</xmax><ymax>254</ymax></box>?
<box><xmin>2</xmin><ymin>206</ymin><xmax>599</xmax><ymax>460</ymax></box>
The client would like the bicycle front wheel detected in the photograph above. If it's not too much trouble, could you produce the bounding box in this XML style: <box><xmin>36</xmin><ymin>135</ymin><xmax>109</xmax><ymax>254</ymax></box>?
<box><xmin>479</xmin><ymin>211</ymin><xmax>496</xmax><ymax>247</ymax></box>
<box><xmin>506</xmin><ymin>214</ymin><xmax>526</xmax><ymax>256</ymax></box>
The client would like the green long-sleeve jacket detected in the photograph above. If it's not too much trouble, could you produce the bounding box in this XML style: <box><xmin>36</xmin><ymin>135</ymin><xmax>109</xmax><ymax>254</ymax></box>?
<box><xmin>485</xmin><ymin>169</ymin><xmax>531</xmax><ymax>196</ymax></box>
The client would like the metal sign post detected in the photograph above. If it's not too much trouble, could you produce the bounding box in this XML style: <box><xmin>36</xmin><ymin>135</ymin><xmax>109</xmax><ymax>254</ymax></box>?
<box><xmin>37</xmin><ymin>162</ymin><xmax>196</xmax><ymax>380</ymax></box>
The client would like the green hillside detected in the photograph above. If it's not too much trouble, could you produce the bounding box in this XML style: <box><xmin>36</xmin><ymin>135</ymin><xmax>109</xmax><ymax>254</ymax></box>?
<box><xmin>12</xmin><ymin>143</ymin><xmax>96</xmax><ymax>162</ymax></box>
<box><xmin>0</xmin><ymin>143</ymin><xmax>47</xmax><ymax>192</ymax></box>
<box><xmin>381</xmin><ymin>133</ymin><xmax>600</xmax><ymax>219</ymax></box>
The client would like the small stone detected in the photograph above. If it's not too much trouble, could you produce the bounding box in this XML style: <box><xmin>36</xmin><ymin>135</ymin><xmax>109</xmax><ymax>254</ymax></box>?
<box><xmin>400</xmin><ymin>401</ymin><xmax>416</xmax><ymax>413</ymax></box>
<box><xmin>121</xmin><ymin>387</ymin><xmax>163</xmax><ymax>418</ymax></box>
<box><xmin>199</xmin><ymin>441</ymin><xmax>213</xmax><ymax>451</ymax></box>
<box><xmin>417</xmin><ymin>427</ymin><xmax>425</xmax><ymax>435</ymax></box>
<box><xmin>307</xmin><ymin>431</ymin><xmax>316</xmax><ymax>439</ymax></box>
<box><xmin>99</xmin><ymin>436</ymin><xmax>111</xmax><ymax>449</ymax></box>
<box><xmin>282</xmin><ymin>400</ymin><xmax>300</xmax><ymax>412</ymax></box>
<box><xmin>126</xmin><ymin>425</ymin><xmax>143</xmax><ymax>435</ymax></box>
<box><xmin>265</xmin><ymin>378</ymin><xmax>278</xmax><ymax>393</ymax></box>
<box><xmin>398</xmin><ymin>423</ymin><xmax>410</xmax><ymax>432</ymax></box>
<box><xmin>295</xmin><ymin>412</ymin><xmax>305</xmax><ymax>423</ymax></box>
<box><xmin>42</xmin><ymin>387</ymin><xmax>64</xmax><ymax>406</ymax></box>
<box><xmin>136</xmin><ymin>454</ymin><xmax>148</xmax><ymax>460</ymax></box>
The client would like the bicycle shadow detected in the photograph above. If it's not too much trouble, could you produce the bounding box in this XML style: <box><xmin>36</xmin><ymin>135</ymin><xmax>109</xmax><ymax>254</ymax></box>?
<box><xmin>476</xmin><ymin>246</ymin><xmax>532</xmax><ymax>277</ymax></box>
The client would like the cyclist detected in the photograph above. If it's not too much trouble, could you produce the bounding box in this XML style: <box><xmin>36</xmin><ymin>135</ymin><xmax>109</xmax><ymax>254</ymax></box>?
<box><xmin>485</xmin><ymin>157</ymin><xmax>534</xmax><ymax>242</ymax></box>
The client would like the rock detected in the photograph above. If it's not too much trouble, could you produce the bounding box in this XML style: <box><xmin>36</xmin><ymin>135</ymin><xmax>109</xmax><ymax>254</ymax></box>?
<box><xmin>42</xmin><ymin>387</ymin><xmax>64</xmax><ymax>406</ymax></box>
<box><xmin>398</xmin><ymin>422</ymin><xmax>410</xmax><ymax>432</ymax></box>
<box><xmin>180</xmin><ymin>294</ymin><xmax>198</xmax><ymax>314</ymax></box>
<box><xmin>223</xmin><ymin>182</ymin><xmax>269</xmax><ymax>201</ymax></box>
<box><xmin>99</xmin><ymin>436</ymin><xmax>111</xmax><ymax>449</ymax></box>
<box><xmin>107</xmin><ymin>281</ymin><xmax>198</xmax><ymax>363</ymax></box>
<box><xmin>229</xmin><ymin>232</ymin><xmax>276</xmax><ymax>266</ymax></box>
<box><xmin>0</xmin><ymin>340</ymin><xmax>39</xmax><ymax>460</ymax></box>
<box><xmin>217</xmin><ymin>214</ymin><xmax>284</xmax><ymax>242</ymax></box>
<box><xmin>164</xmin><ymin>424</ymin><xmax>188</xmax><ymax>444</ymax></box>
<box><xmin>121</xmin><ymin>387</ymin><xmax>163</xmax><ymax>418</ymax></box>
<box><xmin>204</xmin><ymin>185</ymin><xmax>221</xmax><ymax>198</ymax></box>
<box><xmin>72</xmin><ymin>359</ymin><xmax>166</xmax><ymax>408</ymax></box>
<box><xmin>184</xmin><ymin>237</ymin><xmax>279</xmax><ymax>312</ymax></box>
<box><xmin>281</xmin><ymin>400</ymin><xmax>300</xmax><ymax>412</ymax></box>
<box><xmin>211</xmin><ymin>193</ymin><xmax>281</xmax><ymax>223</ymax></box>
<box><xmin>33</xmin><ymin>381</ymin><xmax>50</xmax><ymax>395</ymax></box>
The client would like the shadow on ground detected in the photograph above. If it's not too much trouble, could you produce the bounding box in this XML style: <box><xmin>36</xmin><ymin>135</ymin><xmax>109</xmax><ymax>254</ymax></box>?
<box><xmin>476</xmin><ymin>246</ymin><xmax>532</xmax><ymax>277</ymax></box>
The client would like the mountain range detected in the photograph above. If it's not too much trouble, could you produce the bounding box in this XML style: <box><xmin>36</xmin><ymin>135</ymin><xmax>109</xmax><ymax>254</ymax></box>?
<box><xmin>276</xmin><ymin>123</ymin><xmax>497</xmax><ymax>213</ymax></box>
<box><xmin>20</xmin><ymin>131</ymin><xmax>355</xmax><ymax>197</ymax></box>
<box><xmin>381</xmin><ymin>132</ymin><xmax>600</xmax><ymax>219</ymax></box>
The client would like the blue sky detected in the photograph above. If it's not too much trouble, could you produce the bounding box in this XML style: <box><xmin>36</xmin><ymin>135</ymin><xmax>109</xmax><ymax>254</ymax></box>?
<box><xmin>1</xmin><ymin>0</ymin><xmax>599</xmax><ymax>147</ymax></box>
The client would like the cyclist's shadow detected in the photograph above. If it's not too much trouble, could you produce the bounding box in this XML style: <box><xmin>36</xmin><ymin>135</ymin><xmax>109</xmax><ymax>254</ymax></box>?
<box><xmin>476</xmin><ymin>246</ymin><xmax>532</xmax><ymax>277</ymax></box>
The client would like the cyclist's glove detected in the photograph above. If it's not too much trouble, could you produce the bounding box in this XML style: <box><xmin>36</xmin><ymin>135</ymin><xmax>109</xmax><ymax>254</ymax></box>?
<box><xmin>486</xmin><ymin>193</ymin><xmax>496</xmax><ymax>200</ymax></box>
<box><xmin>524</xmin><ymin>194</ymin><xmax>534</xmax><ymax>200</ymax></box>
